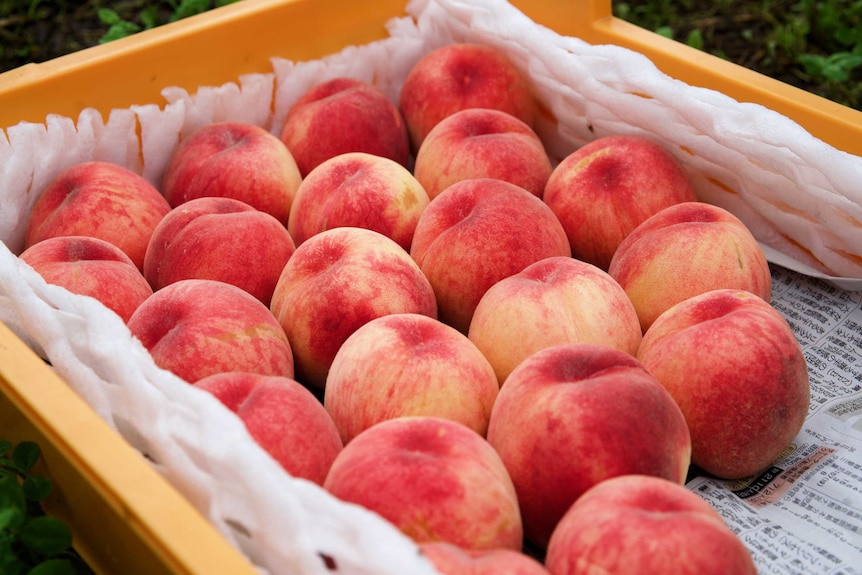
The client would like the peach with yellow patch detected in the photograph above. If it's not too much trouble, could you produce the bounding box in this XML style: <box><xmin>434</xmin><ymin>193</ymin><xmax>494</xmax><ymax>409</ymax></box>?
<box><xmin>468</xmin><ymin>256</ymin><xmax>642</xmax><ymax>385</ymax></box>
<box><xmin>324</xmin><ymin>313</ymin><xmax>499</xmax><ymax>444</ymax></box>
<box><xmin>128</xmin><ymin>278</ymin><xmax>294</xmax><ymax>383</ymax></box>
<box><xmin>608</xmin><ymin>201</ymin><xmax>772</xmax><ymax>332</ymax></box>
<box><xmin>287</xmin><ymin>152</ymin><xmax>429</xmax><ymax>251</ymax></box>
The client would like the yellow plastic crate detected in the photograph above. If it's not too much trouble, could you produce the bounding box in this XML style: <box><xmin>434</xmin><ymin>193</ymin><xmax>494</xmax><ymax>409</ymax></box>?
<box><xmin>1</xmin><ymin>1</ymin><xmax>861</xmax><ymax>574</ymax></box>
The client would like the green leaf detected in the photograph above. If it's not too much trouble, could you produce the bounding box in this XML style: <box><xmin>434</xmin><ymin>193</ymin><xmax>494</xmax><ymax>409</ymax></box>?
<box><xmin>0</xmin><ymin>506</ymin><xmax>21</xmax><ymax>530</ymax></box>
<box><xmin>99</xmin><ymin>21</ymin><xmax>143</xmax><ymax>44</ymax></box>
<box><xmin>26</xmin><ymin>558</ymin><xmax>76</xmax><ymax>575</ymax></box>
<box><xmin>139</xmin><ymin>5</ymin><xmax>160</xmax><ymax>29</ymax></box>
<box><xmin>22</xmin><ymin>474</ymin><xmax>52</xmax><ymax>503</ymax></box>
<box><xmin>19</xmin><ymin>516</ymin><xmax>73</xmax><ymax>556</ymax></box>
<box><xmin>0</xmin><ymin>474</ymin><xmax>26</xmax><ymax>529</ymax></box>
<box><xmin>0</xmin><ymin>440</ymin><xmax>12</xmax><ymax>458</ymax></box>
<box><xmin>655</xmin><ymin>25</ymin><xmax>674</xmax><ymax>39</ymax></box>
<box><xmin>686</xmin><ymin>28</ymin><xmax>704</xmax><ymax>50</ymax></box>
<box><xmin>97</xmin><ymin>7</ymin><xmax>120</xmax><ymax>25</ymax></box>
<box><xmin>12</xmin><ymin>442</ymin><xmax>40</xmax><ymax>473</ymax></box>
<box><xmin>0</xmin><ymin>543</ymin><xmax>25</xmax><ymax>575</ymax></box>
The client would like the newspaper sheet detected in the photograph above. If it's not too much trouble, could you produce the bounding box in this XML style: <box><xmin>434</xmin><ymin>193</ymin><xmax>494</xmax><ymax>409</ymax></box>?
<box><xmin>687</xmin><ymin>264</ymin><xmax>862</xmax><ymax>574</ymax></box>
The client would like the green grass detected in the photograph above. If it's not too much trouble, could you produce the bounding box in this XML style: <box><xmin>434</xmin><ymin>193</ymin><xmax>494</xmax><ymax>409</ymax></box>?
<box><xmin>612</xmin><ymin>0</ymin><xmax>862</xmax><ymax>111</ymax></box>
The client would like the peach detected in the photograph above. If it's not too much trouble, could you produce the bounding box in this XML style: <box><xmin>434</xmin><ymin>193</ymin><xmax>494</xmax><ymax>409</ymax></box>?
<box><xmin>419</xmin><ymin>542</ymin><xmax>550</xmax><ymax>575</ymax></box>
<box><xmin>19</xmin><ymin>235</ymin><xmax>153</xmax><ymax>323</ymax></box>
<box><xmin>128</xmin><ymin>278</ymin><xmax>294</xmax><ymax>383</ymax></box>
<box><xmin>161</xmin><ymin>122</ymin><xmax>302</xmax><ymax>227</ymax></box>
<box><xmin>279</xmin><ymin>77</ymin><xmax>410</xmax><ymax>177</ymax></box>
<box><xmin>413</xmin><ymin>108</ymin><xmax>552</xmax><ymax>199</ymax></box>
<box><xmin>193</xmin><ymin>372</ymin><xmax>342</xmax><ymax>485</ymax></box>
<box><xmin>545</xmin><ymin>475</ymin><xmax>758</xmax><ymax>575</ymax></box>
<box><xmin>468</xmin><ymin>256</ymin><xmax>642</xmax><ymax>385</ymax></box>
<box><xmin>486</xmin><ymin>343</ymin><xmax>692</xmax><ymax>549</ymax></box>
<box><xmin>323</xmin><ymin>416</ymin><xmax>523</xmax><ymax>551</ymax></box>
<box><xmin>270</xmin><ymin>226</ymin><xmax>437</xmax><ymax>390</ymax></box>
<box><xmin>608</xmin><ymin>201</ymin><xmax>772</xmax><ymax>332</ymax></box>
<box><xmin>324</xmin><ymin>313</ymin><xmax>499</xmax><ymax>444</ymax></box>
<box><xmin>24</xmin><ymin>160</ymin><xmax>172</xmax><ymax>270</ymax></box>
<box><xmin>410</xmin><ymin>178</ymin><xmax>571</xmax><ymax>333</ymax></box>
<box><xmin>543</xmin><ymin>135</ymin><xmax>697</xmax><ymax>270</ymax></box>
<box><xmin>399</xmin><ymin>43</ymin><xmax>535</xmax><ymax>151</ymax></box>
<box><xmin>637</xmin><ymin>288</ymin><xmax>810</xmax><ymax>479</ymax></box>
<box><xmin>144</xmin><ymin>196</ymin><xmax>296</xmax><ymax>306</ymax></box>
<box><xmin>287</xmin><ymin>152</ymin><xmax>430</xmax><ymax>251</ymax></box>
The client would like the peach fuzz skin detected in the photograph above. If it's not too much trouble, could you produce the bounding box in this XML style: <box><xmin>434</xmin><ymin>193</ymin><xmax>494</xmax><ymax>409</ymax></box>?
<box><xmin>410</xmin><ymin>178</ymin><xmax>571</xmax><ymax>334</ymax></box>
<box><xmin>419</xmin><ymin>541</ymin><xmax>550</xmax><ymax>575</ymax></box>
<box><xmin>324</xmin><ymin>313</ymin><xmax>499</xmax><ymax>444</ymax></box>
<box><xmin>193</xmin><ymin>372</ymin><xmax>342</xmax><ymax>485</ymax></box>
<box><xmin>19</xmin><ymin>235</ymin><xmax>153</xmax><ymax>323</ymax></box>
<box><xmin>543</xmin><ymin>134</ymin><xmax>697</xmax><ymax>271</ymax></box>
<box><xmin>413</xmin><ymin>108</ymin><xmax>552</xmax><ymax>199</ymax></box>
<box><xmin>323</xmin><ymin>416</ymin><xmax>523</xmax><ymax>551</ymax></box>
<box><xmin>468</xmin><ymin>256</ymin><xmax>642</xmax><ymax>385</ymax></box>
<box><xmin>637</xmin><ymin>289</ymin><xmax>810</xmax><ymax>480</ymax></box>
<box><xmin>608</xmin><ymin>201</ymin><xmax>772</xmax><ymax>332</ymax></box>
<box><xmin>280</xmin><ymin>77</ymin><xmax>410</xmax><ymax>177</ymax></box>
<box><xmin>24</xmin><ymin>160</ymin><xmax>172</xmax><ymax>271</ymax></box>
<box><xmin>399</xmin><ymin>43</ymin><xmax>536</xmax><ymax>151</ymax></box>
<box><xmin>270</xmin><ymin>227</ymin><xmax>438</xmax><ymax>390</ymax></box>
<box><xmin>545</xmin><ymin>475</ymin><xmax>757</xmax><ymax>575</ymax></box>
<box><xmin>144</xmin><ymin>196</ymin><xmax>296</xmax><ymax>307</ymax></box>
<box><xmin>161</xmin><ymin>122</ymin><xmax>302</xmax><ymax>227</ymax></box>
<box><xmin>486</xmin><ymin>343</ymin><xmax>692</xmax><ymax>550</ymax></box>
<box><xmin>287</xmin><ymin>152</ymin><xmax>430</xmax><ymax>252</ymax></box>
<box><xmin>127</xmin><ymin>278</ymin><xmax>294</xmax><ymax>384</ymax></box>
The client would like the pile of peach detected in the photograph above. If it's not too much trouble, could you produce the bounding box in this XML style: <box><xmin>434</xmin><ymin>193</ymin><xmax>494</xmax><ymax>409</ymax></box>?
<box><xmin>19</xmin><ymin>43</ymin><xmax>810</xmax><ymax>575</ymax></box>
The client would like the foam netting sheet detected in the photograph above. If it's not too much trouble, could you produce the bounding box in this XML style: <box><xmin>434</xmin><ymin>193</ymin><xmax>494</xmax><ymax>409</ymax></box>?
<box><xmin>1</xmin><ymin>0</ymin><xmax>862</xmax><ymax>573</ymax></box>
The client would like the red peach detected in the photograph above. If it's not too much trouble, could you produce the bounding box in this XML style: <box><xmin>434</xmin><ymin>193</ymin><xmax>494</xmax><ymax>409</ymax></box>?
<box><xmin>161</xmin><ymin>122</ymin><xmax>302</xmax><ymax>227</ymax></box>
<box><xmin>545</xmin><ymin>475</ymin><xmax>757</xmax><ymax>575</ymax></box>
<box><xmin>419</xmin><ymin>541</ymin><xmax>550</xmax><ymax>575</ymax></box>
<box><xmin>487</xmin><ymin>343</ymin><xmax>692</xmax><ymax>549</ymax></box>
<box><xmin>543</xmin><ymin>134</ymin><xmax>697</xmax><ymax>270</ymax></box>
<box><xmin>324</xmin><ymin>416</ymin><xmax>523</xmax><ymax>551</ymax></box>
<box><xmin>324</xmin><ymin>313</ymin><xmax>499</xmax><ymax>444</ymax></box>
<box><xmin>270</xmin><ymin>227</ymin><xmax>437</xmax><ymax>390</ymax></box>
<box><xmin>144</xmin><ymin>196</ymin><xmax>296</xmax><ymax>306</ymax></box>
<box><xmin>410</xmin><ymin>178</ymin><xmax>571</xmax><ymax>333</ymax></box>
<box><xmin>468</xmin><ymin>256</ymin><xmax>642</xmax><ymax>385</ymax></box>
<box><xmin>128</xmin><ymin>278</ymin><xmax>294</xmax><ymax>383</ymax></box>
<box><xmin>194</xmin><ymin>372</ymin><xmax>342</xmax><ymax>485</ymax></box>
<box><xmin>637</xmin><ymin>289</ymin><xmax>810</xmax><ymax>479</ymax></box>
<box><xmin>413</xmin><ymin>108</ymin><xmax>552</xmax><ymax>199</ymax></box>
<box><xmin>19</xmin><ymin>235</ymin><xmax>153</xmax><ymax>323</ymax></box>
<box><xmin>608</xmin><ymin>201</ymin><xmax>772</xmax><ymax>332</ymax></box>
<box><xmin>399</xmin><ymin>43</ymin><xmax>535</xmax><ymax>151</ymax></box>
<box><xmin>287</xmin><ymin>152</ymin><xmax>429</xmax><ymax>251</ymax></box>
<box><xmin>24</xmin><ymin>161</ymin><xmax>172</xmax><ymax>270</ymax></box>
<box><xmin>280</xmin><ymin>77</ymin><xmax>410</xmax><ymax>177</ymax></box>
